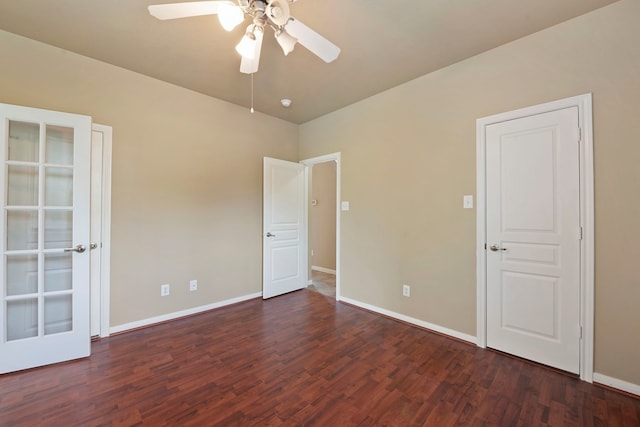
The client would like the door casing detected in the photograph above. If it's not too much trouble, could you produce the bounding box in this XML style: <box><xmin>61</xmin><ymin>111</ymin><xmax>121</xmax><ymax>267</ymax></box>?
<box><xmin>476</xmin><ymin>94</ymin><xmax>594</xmax><ymax>381</ymax></box>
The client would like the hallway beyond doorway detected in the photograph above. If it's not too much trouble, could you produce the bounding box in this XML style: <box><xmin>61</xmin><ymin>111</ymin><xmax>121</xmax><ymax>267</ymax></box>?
<box><xmin>309</xmin><ymin>270</ymin><xmax>336</xmax><ymax>298</ymax></box>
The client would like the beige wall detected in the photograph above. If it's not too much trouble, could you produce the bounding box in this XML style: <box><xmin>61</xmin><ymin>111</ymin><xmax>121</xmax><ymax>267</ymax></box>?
<box><xmin>0</xmin><ymin>30</ymin><xmax>298</xmax><ymax>327</ymax></box>
<box><xmin>299</xmin><ymin>0</ymin><xmax>640</xmax><ymax>385</ymax></box>
<box><xmin>310</xmin><ymin>162</ymin><xmax>337</xmax><ymax>271</ymax></box>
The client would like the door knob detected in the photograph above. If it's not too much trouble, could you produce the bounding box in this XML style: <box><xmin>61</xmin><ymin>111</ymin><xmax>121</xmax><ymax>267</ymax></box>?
<box><xmin>489</xmin><ymin>244</ymin><xmax>506</xmax><ymax>252</ymax></box>
<box><xmin>64</xmin><ymin>244</ymin><xmax>86</xmax><ymax>253</ymax></box>
<box><xmin>266</xmin><ymin>232</ymin><xmax>276</xmax><ymax>237</ymax></box>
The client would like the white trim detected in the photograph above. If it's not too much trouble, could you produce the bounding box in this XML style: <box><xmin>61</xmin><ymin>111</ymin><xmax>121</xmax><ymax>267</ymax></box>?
<box><xmin>476</xmin><ymin>93</ymin><xmax>594</xmax><ymax>382</ymax></box>
<box><xmin>91</xmin><ymin>124</ymin><xmax>112</xmax><ymax>338</ymax></box>
<box><xmin>301</xmin><ymin>153</ymin><xmax>341</xmax><ymax>301</ymax></box>
<box><xmin>340</xmin><ymin>297</ymin><xmax>476</xmax><ymax>344</ymax></box>
<box><xmin>92</xmin><ymin>123</ymin><xmax>113</xmax><ymax>338</ymax></box>
<box><xmin>99</xmin><ymin>125</ymin><xmax>112</xmax><ymax>339</ymax></box>
<box><xmin>476</xmin><ymin>115</ymin><xmax>488</xmax><ymax>348</ymax></box>
<box><xmin>109</xmin><ymin>292</ymin><xmax>262</xmax><ymax>335</ymax></box>
<box><xmin>593</xmin><ymin>373</ymin><xmax>640</xmax><ymax>397</ymax></box>
<box><xmin>311</xmin><ymin>266</ymin><xmax>336</xmax><ymax>275</ymax></box>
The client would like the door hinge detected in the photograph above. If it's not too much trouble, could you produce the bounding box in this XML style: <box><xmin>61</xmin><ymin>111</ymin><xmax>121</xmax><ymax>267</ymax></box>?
<box><xmin>578</xmin><ymin>324</ymin><xmax>583</xmax><ymax>339</ymax></box>
<box><xmin>578</xmin><ymin>226</ymin><xmax>583</xmax><ymax>240</ymax></box>
<box><xmin>577</xmin><ymin>127</ymin><xmax>582</xmax><ymax>143</ymax></box>
<box><xmin>484</xmin><ymin>243</ymin><xmax>487</xmax><ymax>250</ymax></box>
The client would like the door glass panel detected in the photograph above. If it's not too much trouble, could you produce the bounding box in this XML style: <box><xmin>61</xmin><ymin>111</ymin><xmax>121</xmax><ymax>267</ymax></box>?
<box><xmin>45</xmin><ymin>167</ymin><xmax>73</xmax><ymax>207</ymax></box>
<box><xmin>6</xmin><ymin>254</ymin><xmax>38</xmax><ymax>296</ymax></box>
<box><xmin>7</xmin><ymin>165</ymin><xmax>39</xmax><ymax>206</ymax></box>
<box><xmin>8</xmin><ymin>121</ymin><xmax>39</xmax><ymax>162</ymax></box>
<box><xmin>45</xmin><ymin>125</ymin><xmax>74</xmax><ymax>166</ymax></box>
<box><xmin>44</xmin><ymin>210</ymin><xmax>72</xmax><ymax>249</ymax></box>
<box><xmin>44</xmin><ymin>295</ymin><xmax>72</xmax><ymax>335</ymax></box>
<box><xmin>7</xmin><ymin>210</ymin><xmax>38</xmax><ymax>250</ymax></box>
<box><xmin>7</xmin><ymin>298</ymin><xmax>38</xmax><ymax>341</ymax></box>
<box><xmin>44</xmin><ymin>253</ymin><xmax>72</xmax><ymax>292</ymax></box>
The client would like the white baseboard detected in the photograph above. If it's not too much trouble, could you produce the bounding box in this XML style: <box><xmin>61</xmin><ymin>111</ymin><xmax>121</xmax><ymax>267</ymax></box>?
<box><xmin>109</xmin><ymin>292</ymin><xmax>262</xmax><ymax>335</ymax></box>
<box><xmin>312</xmin><ymin>266</ymin><xmax>336</xmax><ymax>275</ymax></box>
<box><xmin>593</xmin><ymin>372</ymin><xmax>640</xmax><ymax>397</ymax></box>
<box><xmin>339</xmin><ymin>296</ymin><xmax>476</xmax><ymax>344</ymax></box>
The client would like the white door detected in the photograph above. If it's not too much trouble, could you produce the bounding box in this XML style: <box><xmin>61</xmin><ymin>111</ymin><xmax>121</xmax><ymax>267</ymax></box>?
<box><xmin>0</xmin><ymin>103</ymin><xmax>92</xmax><ymax>374</ymax></box>
<box><xmin>485</xmin><ymin>106</ymin><xmax>581</xmax><ymax>374</ymax></box>
<box><xmin>263</xmin><ymin>157</ymin><xmax>305</xmax><ymax>299</ymax></box>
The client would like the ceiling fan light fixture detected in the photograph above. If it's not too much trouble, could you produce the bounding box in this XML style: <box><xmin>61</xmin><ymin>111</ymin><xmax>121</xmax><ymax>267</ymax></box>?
<box><xmin>148</xmin><ymin>1</ymin><xmax>340</xmax><ymax>74</ymax></box>
<box><xmin>218</xmin><ymin>3</ymin><xmax>244</xmax><ymax>31</ymax></box>
<box><xmin>235</xmin><ymin>26</ymin><xmax>257</xmax><ymax>58</ymax></box>
<box><xmin>275</xmin><ymin>29</ymin><xmax>297</xmax><ymax>56</ymax></box>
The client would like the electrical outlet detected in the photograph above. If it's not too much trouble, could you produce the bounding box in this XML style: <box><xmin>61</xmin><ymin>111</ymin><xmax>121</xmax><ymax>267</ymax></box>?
<box><xmin>402</xmin><ymin>284</ymin><xmax>411</xmax><ymax>297</ymax></box>
<box><xmin>189</xmin><ymin>279</ymin><xmax>198</xmax><ymax>292</ymax></box>
<box><xmin>161</xmin><ymin>283</ymin><xmax>170</xmax><ymax>297</ymax></box>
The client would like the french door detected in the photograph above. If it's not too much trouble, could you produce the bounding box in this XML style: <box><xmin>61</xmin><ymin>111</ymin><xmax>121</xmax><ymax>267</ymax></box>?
<box><xmin>0</xmin><ymin>103</ymin><xmax>92</xmax><ymax>374</ymax></box>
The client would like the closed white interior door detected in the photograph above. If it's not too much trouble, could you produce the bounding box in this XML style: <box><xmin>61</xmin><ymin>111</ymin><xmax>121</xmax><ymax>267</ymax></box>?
<box><xmin>485</xmin><ymin>107</ymin><xmax>581</xmax><ymax>374</ymax></box>
<box><xmin>263</xmin><ymin>157</ymin><xmax>305</xmax><ymax>299</ymax></box>
<box><xmin>0</xmin><ymin>103</ymin><xmax>92</xmax><ymax>374</ymax></box>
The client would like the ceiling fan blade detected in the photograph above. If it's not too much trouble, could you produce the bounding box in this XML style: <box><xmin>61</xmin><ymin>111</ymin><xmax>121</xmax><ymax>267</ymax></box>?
<box><xmin>240</xmin><ymin>28</ymin><xmax>264</xmax><ymax>74</ymax></box>
<box><xmin>284</xmin><ymin>18</ymin><xmax>340</xmax><ymax>63</ymax></box>
<box><xmin>148</xmin><ymin>1</ymin><xmax>235</xmax><ymax>20</ymax></box>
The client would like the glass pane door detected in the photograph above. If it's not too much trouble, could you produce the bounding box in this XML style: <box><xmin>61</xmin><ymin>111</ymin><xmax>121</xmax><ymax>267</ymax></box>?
<box><xmin>1</xmin><ymin>103</ymin><xmax>91</xmax><ymax>374</ymax></box>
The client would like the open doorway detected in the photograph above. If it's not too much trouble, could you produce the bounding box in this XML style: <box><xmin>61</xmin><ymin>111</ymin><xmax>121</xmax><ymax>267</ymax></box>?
<box><xmin>301</xmin><ymin>153</ymin><xmax>341</xmax><ymax>300</ymax></box>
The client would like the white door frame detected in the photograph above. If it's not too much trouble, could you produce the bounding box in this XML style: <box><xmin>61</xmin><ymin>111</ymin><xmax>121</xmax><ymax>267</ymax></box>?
<box><xmin>476</xmin><ymin>94</ymin><xmax>594</xmax><ymax>381</ymax></box>
<box><xmin>301</xmin><ymin>153</ymin><xmax>341</xmax><ymax>300</ymax></box>
<box><xmin>90</xmin><ymin>124</ymin><xmax>112</xmax><ymax>338</ymax></box>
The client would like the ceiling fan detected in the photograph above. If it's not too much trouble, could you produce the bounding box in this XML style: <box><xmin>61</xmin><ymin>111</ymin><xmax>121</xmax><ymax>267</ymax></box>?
<box><xmin>148</xmin><ymin>0</ymin><xmax>341</xmax><ymax>74</ymax></box>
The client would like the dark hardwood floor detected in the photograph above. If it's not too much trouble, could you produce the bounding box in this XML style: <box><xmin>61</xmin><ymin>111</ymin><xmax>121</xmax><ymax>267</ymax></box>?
<box><xmin>1</xmin><ymin>289</ymin><xmax>639</xmax><ymax>426</ymax></box>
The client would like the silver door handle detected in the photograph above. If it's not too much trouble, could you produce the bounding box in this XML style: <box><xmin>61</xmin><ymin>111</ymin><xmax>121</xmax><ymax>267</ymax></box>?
<box><xmin>266</xmin><ymin>232</ymin><xmax>276</xmax><ymax>237</ymax></box>
<box><xmin>90</xmin><ymin>242</ymin><xmax>98</xmax><ymax>250</ymax></box>
<box><xmin>489</xmin><ymin>244</ymin><xmax>506</xmax><ymax>252</ymax></box>
<box><xmin>64</xmin><ymin>244</ymin><xmax>86</xmax><ymax>253</ymax></box>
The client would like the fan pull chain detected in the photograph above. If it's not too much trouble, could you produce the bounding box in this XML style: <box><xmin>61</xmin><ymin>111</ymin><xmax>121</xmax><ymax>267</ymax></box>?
<box><xmin>250</xmin><ymin>73</ymin><xmax>255</xmax><ymax>114</ymax></box>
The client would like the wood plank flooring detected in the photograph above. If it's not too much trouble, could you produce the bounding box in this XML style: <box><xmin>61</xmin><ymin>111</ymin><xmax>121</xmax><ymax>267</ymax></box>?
<box><xmin>1</xmin><ymin>289</ymin><xmax>639</xmax><ymax>426</ymax></box>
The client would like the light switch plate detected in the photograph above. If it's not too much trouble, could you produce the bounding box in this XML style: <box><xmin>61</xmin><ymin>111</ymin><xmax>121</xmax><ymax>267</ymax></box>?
<box><xmin>341</xmin><ymin>201</ymin><xmax>350</xmax><ymax>211</ymax></box>
<box><xmin>463</xmin><ymin>195</ymin><xmax>473</xmax><ymax>209</ymax></box>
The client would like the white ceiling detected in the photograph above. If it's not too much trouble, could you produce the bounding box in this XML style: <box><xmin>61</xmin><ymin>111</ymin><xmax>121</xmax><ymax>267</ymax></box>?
<box><xmin>0</xmin><ymin>0</ymin><xmax>618</xmax><ymax>123</ymax></box>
